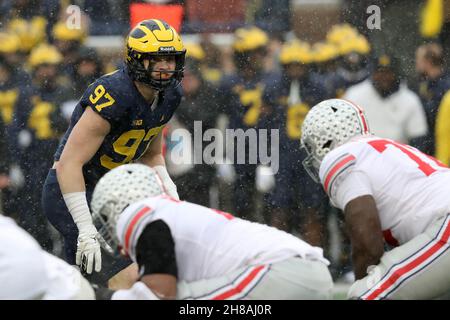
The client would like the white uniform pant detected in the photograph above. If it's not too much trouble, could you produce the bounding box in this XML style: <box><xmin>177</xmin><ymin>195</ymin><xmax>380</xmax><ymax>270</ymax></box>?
<box><xmin>176</xmin><ymin>256</ymin><xmax>333</xmax><ymax>300</ymax></box>
<box><xmin>349</xmin><ymin>213</ymin><xmax>450</xmax><ymax>300</ymax></box>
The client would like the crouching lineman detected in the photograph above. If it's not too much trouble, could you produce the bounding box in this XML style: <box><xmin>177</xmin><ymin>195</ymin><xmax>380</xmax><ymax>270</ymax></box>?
<box><xmin>0</xmin><ymin>214</ymin><xmax>95</xmax><ymax>299</ymax></box>
<box><xmin>90</xmin><ymin>164</ymin><xmax>333</xmax><ymax>300</ymax></box>
<box><xmin>301</xmin><ymin>99</ymin><xmax>450</xmax><ymax>300</ymax></box>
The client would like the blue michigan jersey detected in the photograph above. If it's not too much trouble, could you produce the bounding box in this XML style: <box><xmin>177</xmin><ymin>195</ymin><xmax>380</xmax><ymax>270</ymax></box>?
<box><xmin>54</xmin><ymin>67</ymin><xmax>182</xmax><ymax>187</ymax></box>
<box><xmin>263</xmin><ymin>75</ymin><xmax>327</xmax><ymax>209</ymax></box>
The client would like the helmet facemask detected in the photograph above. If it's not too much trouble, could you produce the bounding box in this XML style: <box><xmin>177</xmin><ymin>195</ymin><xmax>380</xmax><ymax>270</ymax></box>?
<box><xmin>127</xmin><ymin>49</ymin><xmax>185</xmax><ymax>91</ymax></box>
<box><xmin>92</xmin><ymin>197</ymin><xmax>121</xmax><ymax>256</ymax></box>
<box><xmin>301</xmin><ymin>136</ymin><xmax>331</xmax><ymax>183</ymax></box>
<box><xmin>125</xmin><ymin>19</ymin><xmax>186</xmax><ymax>91</ymax></box>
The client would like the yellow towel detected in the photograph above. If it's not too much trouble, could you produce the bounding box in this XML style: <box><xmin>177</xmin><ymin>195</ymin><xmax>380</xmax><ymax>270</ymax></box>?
<box><xmin>420</xmin><ymin>0</ymin><xmax>444</xmax><ymax>38</ymax></box>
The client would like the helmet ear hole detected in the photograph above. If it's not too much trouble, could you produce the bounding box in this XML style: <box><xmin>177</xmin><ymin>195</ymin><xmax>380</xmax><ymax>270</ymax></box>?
<box><xmin>322</xmin><ymin>140</ymin><xmax>332</xmax><ymax>149</ymax></box>
<box><xmin>100</xmin><ymin>212</ymin><xmax>108</xmax><ymax>221</ymax></box>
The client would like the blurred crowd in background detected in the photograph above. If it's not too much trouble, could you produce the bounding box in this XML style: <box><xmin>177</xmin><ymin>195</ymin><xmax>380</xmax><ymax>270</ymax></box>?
<box><xmin>0</xmin><ymin>0</ymin><xmax>449</xmax><ymax>282</ymax></box>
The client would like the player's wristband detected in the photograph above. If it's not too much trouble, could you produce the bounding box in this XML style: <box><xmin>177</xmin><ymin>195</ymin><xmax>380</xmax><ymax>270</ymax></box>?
<box><xmin>153</xmin><ymin>165</ymin><xmax>179</xmax><ymax>200</ymax></box>
<box><xmin>62</xmin><ymin>192</ymin><xmax>95</xmax><ymax>232</ymax></box>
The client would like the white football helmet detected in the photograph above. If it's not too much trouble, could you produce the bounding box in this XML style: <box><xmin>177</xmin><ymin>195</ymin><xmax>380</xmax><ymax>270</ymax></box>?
<box><xmin>300</xmin><ymin>99</ymin><xmax>371</xmax><ymax>182</ymax></box>
<box><xmin>91</xmin><ymin>164</ymin><xmax>165</xmax><ymax>254</ymax></box>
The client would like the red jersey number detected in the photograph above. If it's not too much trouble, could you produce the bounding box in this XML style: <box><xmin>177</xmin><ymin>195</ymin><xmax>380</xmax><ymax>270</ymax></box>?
<box><xmin>367</xmin><ymin>139</ymin><xmax>447</xmax><ymax>176</ymax></box>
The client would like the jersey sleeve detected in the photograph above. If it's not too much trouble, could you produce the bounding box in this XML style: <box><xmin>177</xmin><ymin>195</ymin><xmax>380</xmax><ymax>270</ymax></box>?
<box><xmin>328</xmin><ymin>170</ymin><xmax>373</xmax><ymax>210</ymax></box>
<box><xmin>116</xmin><ymin>203</ymin><xmax>156</xmax><ymax>262</ymax></box>
<box><xmin>79</xmin><ymin>79</ymin><xmax>124</xmax><ymax>124</ymax></box>
<box><xmin>319</xmin><ymin>148</ymin><xmax>372</xmax><ymax>209</ymax></box>
<box><xmin>136</xmin><ymin>220</ymin><xmax>177</xmax><ymax>278</ymax></box>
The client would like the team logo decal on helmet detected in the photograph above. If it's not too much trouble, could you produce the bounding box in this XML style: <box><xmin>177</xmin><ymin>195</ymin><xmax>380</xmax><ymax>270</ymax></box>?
<box><xmin>126</xmin><ymin>19</ymin><xmax>186</xmax><ymax>90</ymax></box>
<box><xmin>91</xmin><ymin>164</ymin><xmax>165</xmax><ymax>255</ymax></box>
<box><xmin>300</xmin><ymin>99</ymin><xmax>371</xmax><ymax>182</ymax></box>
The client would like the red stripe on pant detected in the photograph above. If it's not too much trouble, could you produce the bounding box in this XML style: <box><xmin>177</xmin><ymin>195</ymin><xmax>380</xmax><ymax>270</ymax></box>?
<box><xmin>364</xmin><ymin>219</ymin><xmax>450</xmax><ymax>300</ymax></box>
<box><xmin>212</xmin><ymin>265</ymin><xmax>266</xmax><ymax>300</ymax></box>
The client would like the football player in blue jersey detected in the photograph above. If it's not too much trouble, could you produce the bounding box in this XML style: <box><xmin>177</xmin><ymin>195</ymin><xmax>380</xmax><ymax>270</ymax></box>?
<box><xmin>13</xmin><ymin>44</ymin><xmax>70</xmax><ymax>252</ymax></box>
<box><xmin>263</xmin><ymin>40</ymin><xmax>327</xmax><ymax>246</ymax></box>
<box><xmin>41</xmin><ymin>19</ymin><xmax>186</xmax><ymax>288</ymax></box>
<box><xmin>219</xmin><ymin>26</ymin><xmax>277</xmax><ymax>221</ymax></box>
<box><xmin>0</xmin><ymin>32</ymin><xmax>32</xmax><ymax>221</ymax></box>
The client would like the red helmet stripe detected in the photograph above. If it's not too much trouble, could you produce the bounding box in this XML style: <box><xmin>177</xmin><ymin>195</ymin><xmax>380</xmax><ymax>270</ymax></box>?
<box><xmin>342</xmin><ymin>99</ymin><xmax>369</xmax><ymax>134</ymax></box>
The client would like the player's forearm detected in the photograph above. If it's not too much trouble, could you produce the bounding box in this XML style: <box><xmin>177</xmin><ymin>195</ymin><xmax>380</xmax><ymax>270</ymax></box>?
<box><xmin>56</xmin><ymin>161</ymin><xmax>93</xmax><ymax>228</ymax></box>
<box><xmin>137</xmin><ymin>153</ymin><xmax>179</xmax><ymax>199</ymax></box>
<box><xmin>352</xmin><ymin>247</ymin><xmax>382</xmax><ymax>280</ymax></box>
<box><xmin>56</xmin><ymin>160</ymin><xmax>99</xmax><ymax>263</ymax></box>
<box><xmin>55</xmin><ymin>160</ymin><xmax>86</xmax><ymax>194</ymax></box>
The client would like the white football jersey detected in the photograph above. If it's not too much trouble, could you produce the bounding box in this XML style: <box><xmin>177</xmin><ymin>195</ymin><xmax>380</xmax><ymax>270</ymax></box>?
<box><xmin>0</xmin><ymin>215</ymin><xmax>49</xmax><ymax>299</ymax></box>
<box><xmin>0</xmin><ymin>215</ymin><xmax>94</xmax><ymax>300</ymax></box>
<box><xmin>320</xmin><ymin>135</ymin><xmax>450</xmax><ymax>246</ymax></box>
<box><xmin>42</xmin><ymin>252</ymin><xmax>95</xmax><ymax>300</ymax></box>
<box><xmin>116</xmin><ymin>195</ymin><xmax>329</xmax><ymax>282</ymax></box>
